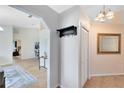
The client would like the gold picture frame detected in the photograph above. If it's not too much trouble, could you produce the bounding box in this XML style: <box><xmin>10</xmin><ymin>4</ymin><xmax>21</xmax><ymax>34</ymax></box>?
<box><xmin>97</xmin><ymin>33</ymin><xmax>121</xmax><ymax>54</ymax></box>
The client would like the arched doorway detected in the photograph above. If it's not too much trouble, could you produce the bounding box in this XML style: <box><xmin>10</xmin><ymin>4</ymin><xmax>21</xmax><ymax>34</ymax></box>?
<box><xmin>9</xmin><ymin>5</ymin><xmax>51</xmax><ymax>88</ymax></box>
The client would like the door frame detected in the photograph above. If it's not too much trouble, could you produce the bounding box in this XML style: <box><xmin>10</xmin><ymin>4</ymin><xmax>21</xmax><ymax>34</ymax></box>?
<box><xmin>79</xmin><ymin>23</ymin><xmax>90</xmax><ymax>87</ymax></box>
<box><xmin>10</xmin><ymin>6</ymin><xmax>51</xmax><ymax>88</ymax></box>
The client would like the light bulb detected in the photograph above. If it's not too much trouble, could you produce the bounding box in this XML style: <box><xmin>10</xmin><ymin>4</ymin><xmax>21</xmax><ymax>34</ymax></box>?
<box><xmin>106</xmin><ymin>9</ymin><xmax>114</xmax><ymax>19</ymax></box>
<box><xmin>99</xmin><ymin>17</ymin><xmax>106</xmax><ymax>22</ymax></box>
<box><xmin>0</xmin><ymin>26</ymin><xmax>4</xmax><ymax>31</ymax></box>
<box><xmin>97</xmin><ymin>11</ymin><xmax>105</xmax><ymax>19</ymax></box>
<box><xmin>95</xmin><ymin>16</ymin><xmax>100</xmax><ymax>21</ymax></box>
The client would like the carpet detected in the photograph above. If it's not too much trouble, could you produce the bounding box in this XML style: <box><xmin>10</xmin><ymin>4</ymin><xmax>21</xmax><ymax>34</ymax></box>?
<box><xmin>3</xmin><ymin>65</ymin><xmax>37</xmax><ymax>88</ymax></box>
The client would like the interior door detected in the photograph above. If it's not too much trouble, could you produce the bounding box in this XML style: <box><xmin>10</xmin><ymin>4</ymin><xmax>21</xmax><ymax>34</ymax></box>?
<box><xmin>81</xmin><ymin>27</ymin><xmax>89</xmax><ymax>87</ymax></box>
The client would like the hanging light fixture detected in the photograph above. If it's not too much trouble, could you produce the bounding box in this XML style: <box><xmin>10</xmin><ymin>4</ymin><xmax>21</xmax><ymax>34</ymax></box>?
<box><xmin>95</xmin><ymin>6</ymin><xmax>114</xmax><ymax>22</ymax></box>
<box><xmin>0</xmin><ymin>26</ymin><xmax>4</xmax><ymax>31</ymax></box>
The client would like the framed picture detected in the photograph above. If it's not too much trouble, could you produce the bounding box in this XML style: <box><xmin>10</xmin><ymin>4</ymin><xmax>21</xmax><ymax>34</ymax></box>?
<box><xmin>97</xmin><ymin>33</ymin><xmax>121</xmax><ymax>54</ymax></box>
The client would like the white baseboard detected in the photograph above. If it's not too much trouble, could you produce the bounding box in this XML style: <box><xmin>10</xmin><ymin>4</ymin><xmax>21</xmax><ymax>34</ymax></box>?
<box><xmin>91</xmin><ymin>73</ymin><xmax>124</xmax><ymax>77</ymax></box>
<box><xmin>59</xmin><ymin>84</ymin><xmax>82</xmax><ymax>88</ymax></box>
<box><xmin>59</xmin><ymin>85</ymin><xmax>64</xmax><ymax>88</ymax></box>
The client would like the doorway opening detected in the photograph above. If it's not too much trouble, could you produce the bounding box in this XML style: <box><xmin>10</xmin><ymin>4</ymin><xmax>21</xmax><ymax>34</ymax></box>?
<box><xmin>13</xmin><ymin>40</ymin><xmax>21</xmax><ymax>59</ymax></box>
<box><xmin>0</xmin><ymin>5</ymin><xmax>50</xmax><ymax>88</ymax></box>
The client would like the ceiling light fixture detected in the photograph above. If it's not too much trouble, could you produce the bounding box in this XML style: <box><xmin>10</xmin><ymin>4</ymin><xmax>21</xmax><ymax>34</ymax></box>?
<box><xmin>0</xmin><ymin>26</ymin><xmax>4</xmax><ymax>31</ymax></box>
<box><xmin>28</xmin><ymin>15</ymin><xmax>32</xmax><ymax>18</ymax></box>
<box><xmin>95</xmin><ymin>6</ymin><xmax>114</xmax><ymax>22</ymax></box>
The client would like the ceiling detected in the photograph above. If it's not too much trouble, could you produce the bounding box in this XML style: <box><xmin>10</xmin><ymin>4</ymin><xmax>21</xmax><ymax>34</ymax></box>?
<box><xmin>0</xmin><ymin>6</ymin><xmax>40</xmax><ymax>28</ymax></box>
<box><xmin>48</xmin><ymin>5</ymin><xmax>124</xmax><ymax>24</ymax></box>
<box><xmin>1</xmin><ymin>5</ymin><xmax>124</xmax><ymax>29</ymax></box>
<box><xmin>48</xmin><ymin>5</ymin><xmax>74</xmax><ymax>13</ymax></box>
<box><xmin>80</xmin><ymin>5</ymin><xmax>124</xmax><ymax>24</ymax></box>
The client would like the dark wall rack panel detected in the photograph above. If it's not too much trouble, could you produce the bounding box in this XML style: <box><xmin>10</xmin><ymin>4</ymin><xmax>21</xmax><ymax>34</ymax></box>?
<box><xmin>57</xmin><ymin>26</ymin><xmax>77</xmax><ymax>38</ymax></box>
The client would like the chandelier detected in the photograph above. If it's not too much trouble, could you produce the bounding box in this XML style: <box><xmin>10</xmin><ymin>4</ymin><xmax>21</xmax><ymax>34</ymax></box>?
<box><xmin>95</xmin><ymin>6</ymin><xmax>114</xmax><ymax>22</ymax></box>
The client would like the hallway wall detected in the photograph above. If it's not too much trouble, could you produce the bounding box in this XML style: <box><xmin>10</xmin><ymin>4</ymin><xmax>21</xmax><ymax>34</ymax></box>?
<box><xmin>59</xmin><ymin>6</ymin><xmax>80</xmax><ymax>88</ymax></box>
<box><xmin>59</xmin><ymin>6</ymin><xmax>92</xmax><ymax>88</ymax></box>
<box><xmin>0</xmin><ymin>26</ymin><xmax>13</xmax><ymax>65</ymax></box>
<box><xmin>90</xmin><ymin>23</ymin><xmax>124</xmax><ymax>76</ymax></box>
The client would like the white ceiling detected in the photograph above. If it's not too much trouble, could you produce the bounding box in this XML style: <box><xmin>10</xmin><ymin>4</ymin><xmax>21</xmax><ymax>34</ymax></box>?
<box><xmin>80</xmin><ymin>5</ymin><xmax>124</xmax><ymax>24</ymax></box>
<box><xmin>1</xmin><ymin>5</ymin><xmax>124</xmax><ymax>28</ymax></box>
<box><xmin>0</xmin><ymin>6</ymin><xmax>40</xmax><ymax>28</ymax></box>
<box><xmin>48</xmin><ymin>5</ymin><xmax>74</xmax><ymax>13</ymax></box>
<box><xmin>48</xmin><ymin>5</ymin><xmax>124</xmax><ymax>24</ymax></box>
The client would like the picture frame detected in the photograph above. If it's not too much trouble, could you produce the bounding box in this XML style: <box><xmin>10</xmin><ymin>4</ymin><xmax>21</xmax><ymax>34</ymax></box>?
<box><xmin>97</xmin><ymin>33</ymin><xmax>121</xmax><ymax>54</ymax></box>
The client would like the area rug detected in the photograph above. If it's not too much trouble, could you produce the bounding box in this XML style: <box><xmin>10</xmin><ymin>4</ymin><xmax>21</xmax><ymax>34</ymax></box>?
<box><xmin>2</xmin><ymin>65</ymin><xmax>37</xmax><ymax>88</ymax></box>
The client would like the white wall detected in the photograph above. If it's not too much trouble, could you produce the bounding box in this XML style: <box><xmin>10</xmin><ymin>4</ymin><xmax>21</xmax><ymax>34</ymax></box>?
<box><xmin>59</xmin><ymin>6</ymin><xmax>80</xmax><ymax>28</ymax></box>
<box><xmin>14</xmin><ymin>28</ymin><xmax>39</xmax><ymax>59</ymax></box>
<box><xmin>79</xmin><ymin>9</ymin><xmax>91</xmax><ymax>31</ymax></box>
<box><xmin>0</xmin><ymin>26</ymin><xmax>13</xmax><ymax>65</ymax></box>
<box><xmin>59</xmin><ymin>6</ymin><xmax>80</xmax><ymax>88</ymax></box>
<box><xmin>60</xmin><ymin>36</ymin><xmax>80</xmax><ymax>88</ymax></box>
<box><xmin>90</xmin><ymin>23</ymin><xmax>124</xmax><ymax>76</ymax></box>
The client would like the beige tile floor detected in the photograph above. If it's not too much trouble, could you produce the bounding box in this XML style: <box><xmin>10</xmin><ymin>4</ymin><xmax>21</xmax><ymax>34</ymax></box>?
<box><xmin>84</xmin><ymin>75</ymin><xmax>124</xmax><ymax>88</ymax></box>
<box><xmin>13</xmin><ymin>57</ymin><xmax>47</xmax><ymax>88</ymax></box>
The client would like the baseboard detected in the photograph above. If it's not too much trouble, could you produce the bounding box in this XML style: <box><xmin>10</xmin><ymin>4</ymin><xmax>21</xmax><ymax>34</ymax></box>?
<box><xmin>59</xmin><ymin>85</ymin><xmax>64</xmax><ymax>88</ymax></box>
<box><xmin>54</xmin><ymin>84</ymin><xmax>61</xmax><ymax>88</ymax></box>
<box><xmin>56</xmin><ymin>85</ymin><xmax>61</xmax><ymax>88</ymax></box>
<box><xmin>21</xmin><ymin>57</ymin><xmax>36</xmax><ymax>61</ymax></box>
<box><xmin>59</xmin><ymin>85</ymin><xmax>70</xmax><ymax>88</ymax></box>
<box><xmin>91</xmin><ymin>73</ymin><xmax>124</xmax><ymax>77</ymax></box>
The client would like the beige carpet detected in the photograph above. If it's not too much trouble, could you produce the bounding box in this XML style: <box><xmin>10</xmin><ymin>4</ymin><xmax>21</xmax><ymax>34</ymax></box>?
<box><xmin>84</xmin><ymin>75</ymin><xmax>124</xmax><ymax>88</ymax></box>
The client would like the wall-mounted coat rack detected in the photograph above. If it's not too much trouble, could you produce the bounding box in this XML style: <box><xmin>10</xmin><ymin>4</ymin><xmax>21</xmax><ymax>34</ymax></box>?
<box><xmin>57</xmin><ymin>25</ymin><xmax>77</xmax><ymax>38</ymax></box>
